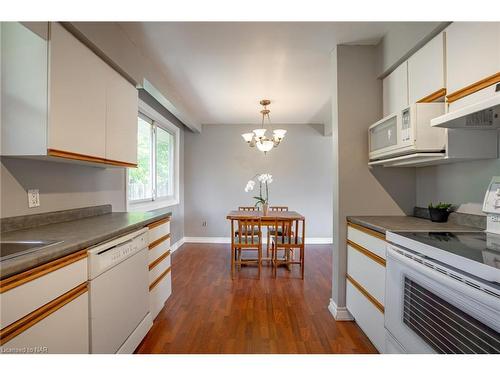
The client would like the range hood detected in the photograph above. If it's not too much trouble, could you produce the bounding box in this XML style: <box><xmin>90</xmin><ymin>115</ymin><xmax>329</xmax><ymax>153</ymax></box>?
<box><xmin>431</xmin><ymin>84</ymin><xmax>500</xmax><ymax>129</ymax></box>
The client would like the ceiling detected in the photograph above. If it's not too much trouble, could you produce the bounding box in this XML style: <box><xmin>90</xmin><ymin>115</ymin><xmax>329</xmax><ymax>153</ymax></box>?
<box><xmin>118</xmin><ymin>22</ymin><xmax>411</xmax><ymax>126</ymax></box>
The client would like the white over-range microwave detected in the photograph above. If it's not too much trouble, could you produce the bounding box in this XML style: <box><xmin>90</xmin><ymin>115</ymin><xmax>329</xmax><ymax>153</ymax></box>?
<box><xmin>368</xmin><ymin>103</ymin><xmax>446</xmax><ymax>162</ymax></box>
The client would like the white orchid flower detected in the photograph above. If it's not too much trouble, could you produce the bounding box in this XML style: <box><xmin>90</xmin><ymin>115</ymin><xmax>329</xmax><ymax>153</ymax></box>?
<box><xmin>244</xmin><ymin>180</ymin><xmax>255</xmax><ymax>192</ymax></box>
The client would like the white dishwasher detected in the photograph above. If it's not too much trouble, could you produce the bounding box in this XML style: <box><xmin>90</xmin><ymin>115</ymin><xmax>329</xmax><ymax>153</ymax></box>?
<box><xmin>88</xmin><ymin>228</ymin><xmax>152</xmax><ymax>354</ymax></box>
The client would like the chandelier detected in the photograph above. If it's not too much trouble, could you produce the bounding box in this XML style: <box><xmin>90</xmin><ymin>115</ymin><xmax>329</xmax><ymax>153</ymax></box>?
<box><xmin>241</xmin><ymin>99</ymin><xmax>286</xmax><ymax>153</ymax></box>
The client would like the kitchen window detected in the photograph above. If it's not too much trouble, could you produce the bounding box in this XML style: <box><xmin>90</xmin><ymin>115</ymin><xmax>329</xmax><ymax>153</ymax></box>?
<box><xmin>127</xmin><ymin>100</ymin><xmax>179</xmax><ymax>210</ymax></box>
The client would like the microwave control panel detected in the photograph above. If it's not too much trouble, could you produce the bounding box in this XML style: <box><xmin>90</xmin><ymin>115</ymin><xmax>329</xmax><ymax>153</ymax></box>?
<box><xmin>401</xmin><ymin>108</ymin><xmax>411</xmax><ymax>142</ymax></box>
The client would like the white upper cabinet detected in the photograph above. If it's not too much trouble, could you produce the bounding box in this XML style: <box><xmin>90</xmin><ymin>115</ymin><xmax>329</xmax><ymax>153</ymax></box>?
<box><xmin>1</xmin><ymin>22</ymin><xmax>48</xmax><ymax>155</ymax></box>
<box><xmin>49</xmin><ymin>22</ymin><xmax>108</xmax><ymax>158</ymax></box>
<box><xmin>446</xmin><ymin>22</ymin><xmax>500</xmax><ymax>95</ymax></box>
<box><xmin>1</xmin><ymin>22</ymin><xmax>138</xmax><ymax>167</ymax></box>
<box><xmin>383</xmin><ymin>62</ymin><xmax>408</xmax><ymax>117</ymax></box>
<box><xmin>408</xmin><ymin>32</ymin><xmax>446</xmax><ymax>103</ymax></box>
<box><xmin>105</xmin><ymin>66</ymin><xmax>138</xmax><ymax>165</ymax></box>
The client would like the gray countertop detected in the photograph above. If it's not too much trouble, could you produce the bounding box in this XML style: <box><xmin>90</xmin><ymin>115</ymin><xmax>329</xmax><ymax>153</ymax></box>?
<box><xmin>1</xmin><ymin>209</ymin><xmax>171</xmax><ymax>279</ymax></box>
<box><xmin>347</xmin><ymin>215</ymin><xmax>483</xmax><ymax>235</ymax></box>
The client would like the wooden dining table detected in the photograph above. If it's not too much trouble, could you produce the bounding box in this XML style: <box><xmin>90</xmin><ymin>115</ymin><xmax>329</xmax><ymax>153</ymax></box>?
<box><xmin>226</xmin><ymin>210</ymin><xmax>304</xmax><ymax>221</ymax></box>
<box><xmin>226</xmin><ymin>210</ymin><xmax>305</xmax><ymax>269</ymax></box>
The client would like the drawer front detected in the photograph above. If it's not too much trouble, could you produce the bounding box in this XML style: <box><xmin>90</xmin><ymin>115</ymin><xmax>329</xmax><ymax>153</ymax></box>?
<box><xmin>150</xmin><ymin>271</ymin><xmax>172</xmax><ymax>320</ymax></box>
<box><xmin>148</xmin><ymin>237</ymin><xmax>170</xmax><ymax>265</ymax></box>
<box><xmin>347</xmin><ymin>224</ymin><xmax>386</xmax><ymax>259</ymax></box>
<box><xmin>148</xmin><ymin>220</ymin><xmax>170</xmax><ymax>245</ymax></box>
<box><xmin>1</xmin><ymin>258</ymin><xmax>87</xmax><ymax>329</ymax></box>
<box><xmin>149</xmin><ymin>254</ymin><xmax>171</xmax><ymax>285</ymax></box>
<box><xmin>1</xmin><ymin>291</ymin><xmax>89</xmax><ymax>354</ymax></box>
<box><xmin>347</xmin><ymin>245</ymin><xmax>385</xmax><ymax>305</ymax></box>
<box><xmin>346</xmin><ymin>279</ymin><xmax>385</xmax><ymax>353</ymax></box>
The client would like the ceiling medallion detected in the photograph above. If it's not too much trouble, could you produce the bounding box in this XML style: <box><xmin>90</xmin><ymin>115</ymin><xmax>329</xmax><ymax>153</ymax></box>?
<box><xmin>241</xmin><ymin>99</ymin><xmax>286</xmax><ymax>154</ymax></box>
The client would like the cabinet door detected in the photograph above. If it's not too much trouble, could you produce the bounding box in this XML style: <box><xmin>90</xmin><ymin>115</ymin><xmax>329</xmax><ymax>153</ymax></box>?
<box><xmin>408</xmin><ymin>33</ymin><xmax>445</xmax><ymax>103</ymax></box>
<box><xmin>1</xmin><ymin>22</ymin><xmax>48</xmax><ymax>155</ymax></box>
<box><xmin>1</xmin><ymin>291</ymin><xmax>89</xmax><ymax>354</ymax></box>
<box><xmin>105</xmin><ymin>66</ymin><xmax>138</xmax><ymax>165</ymax></box>
<box><xmin>446</xmin><ymin>22</ymin><xmax>500</xmax><ymax>95</ymax></box>
<box><xmin>383</xmin><ymin>62</ymin><xmax>408</xmax><ymax>117</ymax></box>
<box><xmin>48</xmin><ymin>22</ymin><xmax>107</xmax><ymax>158</ymax></box>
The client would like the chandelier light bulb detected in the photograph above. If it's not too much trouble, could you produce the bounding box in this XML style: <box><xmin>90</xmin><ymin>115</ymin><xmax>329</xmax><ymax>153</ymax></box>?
<box><xmin>253</xmin><ymin>128</ymin><xmax>267</xmax><ymax>139</ymax></box>
<box><xmin>256</xmin><ymin>139</ymin><xmax>274</xmax><ymax>152</ymax></box>
<box><xmin>273</xmin><ymin>129</ymin><xmax>287</xmax><ymax>140</ymax></box>
<box><xmin>241</xmin><ymin>133</ymin><xmax>254</xmax><ymax>143</ymax></box>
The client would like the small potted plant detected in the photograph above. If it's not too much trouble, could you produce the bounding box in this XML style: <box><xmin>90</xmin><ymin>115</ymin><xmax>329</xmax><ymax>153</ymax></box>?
<box><xmin>244</xmin><ymin>173</ymin><xmax>273</xmax><ymax>215</ymax></box>
<box><xmin>428</xmin><ymin>202</ymin><xmax>453</xmax><ymax>223</ymax></box>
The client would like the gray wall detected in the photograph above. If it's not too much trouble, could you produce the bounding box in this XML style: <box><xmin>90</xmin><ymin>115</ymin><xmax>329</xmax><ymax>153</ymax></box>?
<box><xmin>416</xmin><ymin>134</ymin><xmax>500</xmax><ymax>215</ymax></box>
<box><xmin>331</xmin><ymin>45</ymin><xmax>416</xmax><ymax>310</ymax></box>
<box><xmin>184</xmin><ymin>123</ymin><xmax>333</xmax><ymax>238</ymax></box>
<box><xmin>1</xmin><ymin>158</ymin><xmax>126</xmax><ymax>217</ymax></box>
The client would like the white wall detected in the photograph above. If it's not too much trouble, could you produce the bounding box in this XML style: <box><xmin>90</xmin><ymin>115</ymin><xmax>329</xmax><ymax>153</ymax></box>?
<box><xmin>331</xmin><ymin>45</ymin><xmax>416</xmax><ymax>311</ymax></box>
<box><xmin>184</xmin><ymin>124</ymin><xmax>333</xmax><ymax>238</ymax></box>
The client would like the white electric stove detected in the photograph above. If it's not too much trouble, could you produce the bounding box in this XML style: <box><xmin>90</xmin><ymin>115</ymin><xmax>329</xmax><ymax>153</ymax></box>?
<box><xmin>384</xmin><ymin>177</ymin><xmax>500</xmax><ymax>354</ymax></box>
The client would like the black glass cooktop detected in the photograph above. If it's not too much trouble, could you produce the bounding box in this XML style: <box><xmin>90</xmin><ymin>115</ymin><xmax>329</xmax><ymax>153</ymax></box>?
<box><xmin>394</xmin><ymin>231</ymin><xmax>500</xmax><ymax>270</ymax></box>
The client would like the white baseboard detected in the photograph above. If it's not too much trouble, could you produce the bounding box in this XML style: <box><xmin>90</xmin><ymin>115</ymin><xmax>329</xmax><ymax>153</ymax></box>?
<box><xmin>328</xmin><ymin>298</ymin><xmax>354</xmax><ymax>321</ymax></box>
<box><xmin>183</xmin><ymin>237</ymin><xmax>332</xmax><ymax>244</ymax></box>
<box><xmin>184</xmin><ymin>237</ymin><xmax>231</xmax><ymax>244</ymax></box>
<box><xmin>170</xmin><ymin>237</ymin><xmax>186</xmax><ymax>253</ymax></box>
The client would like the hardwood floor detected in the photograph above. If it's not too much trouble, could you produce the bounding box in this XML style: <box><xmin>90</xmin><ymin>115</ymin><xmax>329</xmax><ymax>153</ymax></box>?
<box><xmin>136</xmin><ymin>243</ymin><xmax>377</xmax><ymax>354</ymax></box>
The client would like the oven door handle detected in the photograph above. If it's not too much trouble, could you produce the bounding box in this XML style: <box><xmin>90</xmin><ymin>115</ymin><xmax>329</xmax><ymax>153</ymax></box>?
<box><xmin>387</xmin><ymin>247</ymin><xmax>500</xmax><ymax>312</ymax></box>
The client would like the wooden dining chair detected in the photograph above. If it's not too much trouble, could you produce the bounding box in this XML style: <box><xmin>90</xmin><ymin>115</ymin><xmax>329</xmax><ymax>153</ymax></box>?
<box><xmin>271</xmin><ymin>217</ymin><xmax>305</xmax><ymax>279</ymax></box>
<box><xmin>266</xmin><ymin>206</ymin><xmax>289</xmax><ymax>257</ymax></box>
<box><xmin>235</xmin><ymin>206</ymin><xmax>259</xmax><ymax>237</ymax></box>
<box><xmin>270</xmin><ymin>206</ymin><xmax>288</xmax><ymax>212</ymax></box>
<box><xmin>238</xmin><ymin>206</ymin><xmax>259</xmax><ymax>211</ymax></box>
<box><xmin>230</xmin><ymin>217</ymin><xmax>262</xmax><ymax>279</ymax></box>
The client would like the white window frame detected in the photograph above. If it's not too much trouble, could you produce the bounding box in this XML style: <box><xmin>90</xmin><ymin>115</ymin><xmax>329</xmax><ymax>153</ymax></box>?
<box><xmin>126</xmin><ymin>99</ymin><xmax>180</xmax><ymax>212</ymax></box>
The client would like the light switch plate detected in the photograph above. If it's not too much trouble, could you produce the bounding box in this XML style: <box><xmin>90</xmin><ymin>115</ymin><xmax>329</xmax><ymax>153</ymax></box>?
<box><xmin>28</xmin><ymin>189</ymin><xmax>40</xmax><ymax>208</ymax></box>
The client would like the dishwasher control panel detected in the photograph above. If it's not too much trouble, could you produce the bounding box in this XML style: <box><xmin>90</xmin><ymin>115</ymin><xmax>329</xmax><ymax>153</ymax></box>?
<box><xmin>87</xmin><ymin>228</ymin><xmax>148</xmax><ymax>280</ymax></box>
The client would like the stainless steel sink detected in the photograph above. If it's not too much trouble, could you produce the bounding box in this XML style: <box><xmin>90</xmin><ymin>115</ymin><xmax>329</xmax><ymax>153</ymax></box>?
<box><xmin>0</xmin><ymin>240</ymin><xmax>64</xmax><ymax>261</ymax></box>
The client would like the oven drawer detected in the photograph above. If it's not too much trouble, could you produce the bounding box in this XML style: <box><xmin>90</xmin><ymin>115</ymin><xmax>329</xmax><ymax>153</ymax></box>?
<box><xmin>346</xmin><ymin>279</ymin><xmax>385</xmax><ymax>353</ymax></box>
<box><xmin>347</xmin><ymin>244</ymin><xmax>385</xmax><ymax>305</ymax></box>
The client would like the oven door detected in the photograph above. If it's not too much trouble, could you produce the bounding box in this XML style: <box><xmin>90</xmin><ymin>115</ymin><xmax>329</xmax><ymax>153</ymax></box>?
<box><xmin>385</xmin><ymin>245</ymin><xmax>500</xmax><ymax>354</ymax></box>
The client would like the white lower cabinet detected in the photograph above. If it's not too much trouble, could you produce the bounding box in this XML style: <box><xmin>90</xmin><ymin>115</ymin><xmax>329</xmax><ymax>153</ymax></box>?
<box><xmin>0</xmin><ymin>251</ymin><xmax>89</xmax><ymax>354</ymax></box>
<box><xmin>346</xmin><ymin>222</ymin><xmax>387</xmax><ymax>353</ymax></box>
<box><xmin>347</xmin><ymin>245</ymin><xmax>385</xmax><ymax>305</ymax></box>
<box><xmin>147</xmin><ymin>218</ymin><xmax>173</xmax><ymax>320</ymax></box>
<box><xmin>346</xmin><ymin>280</ymin><xmax>385</xmax><ymax>353</ymax></box>
<box><xmin>150</xmin><ymin>272</ymin><xmax>172</xmax><ymax>320</ymax></box>
<box><xmin>1</xmin><ymin>291</ymin><xmax>89</xmax><ymax>354</ymax></box>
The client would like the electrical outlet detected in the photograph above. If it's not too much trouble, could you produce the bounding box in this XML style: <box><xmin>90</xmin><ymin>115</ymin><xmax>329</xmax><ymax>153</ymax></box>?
<box><xmin>202</xmin><ymin>220</ymin><xmax>207</xmax><ymax>227</ymax></box>
<box><xmin>27</xmin><ymin>189</ymin><xmax>40</xmax><ymax>208</ymax></box>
